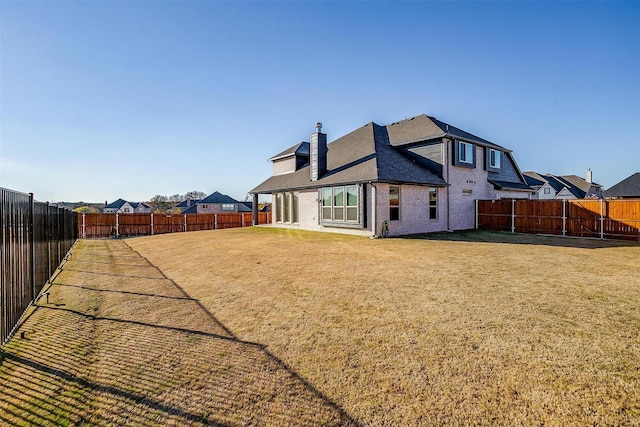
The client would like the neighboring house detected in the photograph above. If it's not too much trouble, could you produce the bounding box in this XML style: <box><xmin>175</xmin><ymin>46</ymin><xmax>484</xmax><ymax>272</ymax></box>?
<box><xmin>603</xmin><ymin>172</ymin><xmax>640</xmax><ymax>199</ymax></box>
<box><xmin>103</xmin><ymin>199</ymin><xmax>152</xmax><ymax>213</ymax></box>
<box><xmin>250</xmin><ymin>115</ymin><xmax>533</xmax><ymax>237</ymax></box>
<box><xmin>523</xmin><ymin>170</ymin><xmax>603</xmax><ymax>200</ymax></box>
<box><xmin>174</xmin><ymin>199</ymin><xmax>201</xmax><ymax>213</ymax></box>
<box><xmin>182</xmin><ymin>191</ymin><xmax>252</xmax><ymax>214</ymax></box>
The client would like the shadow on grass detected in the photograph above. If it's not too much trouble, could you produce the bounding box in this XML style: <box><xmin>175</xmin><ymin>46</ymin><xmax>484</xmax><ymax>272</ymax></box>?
<box><xmin>402</xmin><ymin>229</ymin><xmax>640</xmax><ymax>249</ymax></box>
<box><xmin>0</xmin><ymin>240</ymin><xmax>360</xmax><ymax>427</ymax></box>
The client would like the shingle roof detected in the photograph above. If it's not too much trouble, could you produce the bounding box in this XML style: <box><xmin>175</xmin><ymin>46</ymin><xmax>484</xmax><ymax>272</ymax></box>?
<box><xmin>251</xmin><ymin>121</ymin><xmax>447</xmax><ymax>194</ymax></box>
<box><xmin>523</xmin><ymin>171</ymin><xmax>546</xmax><ymax>187</ymax></box>
<box><xmin>559</xmin><ymin>175</ymin><xmax>601</xmax><ymax>192</ymax></box>
<box><xmin>176</xmin><ymin>199</ymin><xmax>201</xmax><ymax>208</ymax></box>
<box><xmin>603</xmin><ymin>172</ymin><xmax>640</xmax><ymax>198</ymax></box>
<box><xmin>268</xmin><ymin>142</ymin><xmax>310</xmax><ymax>161</ymax></box>
<box><xmin>199</xmin><ymin>191</ymin><xmax>242</xmax><ymax>204</ymax></box>
<box><xmin>105</xmin><ymin>199</ymin><xmax>128</xmax><ymax>209</ymax></box>
<box><xmin>386</xmin><ymin>114</ymin><xmax>506</xmax><ymax>150</ymax></box>
<box><xmin>488</xmin><ymin>180</ymin><xmax>534</xmax><ymax>191</ymax></box>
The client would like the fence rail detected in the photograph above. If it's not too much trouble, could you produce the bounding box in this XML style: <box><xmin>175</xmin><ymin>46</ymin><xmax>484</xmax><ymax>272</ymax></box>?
<box><xmin>79</xmin><ymin>212</ymin><xmax>272</xmax><ymax>239</ymax></box>
<box><xmin>477</xmin><ymin>199</ymin><xmax>640</xmax><ymax>241</ymax></box>
<box><xmin>1</xmin><ymin>188</ymin><xmax>78</xmax><ymax>344</ymax></box>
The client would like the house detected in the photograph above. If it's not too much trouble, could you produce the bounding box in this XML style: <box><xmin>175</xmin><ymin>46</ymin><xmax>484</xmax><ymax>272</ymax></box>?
<box><xmin>103</xmin><ymin>199</ymin><xmax>152</xmax><ymax>213</ymax></box>
<box><xmin>603</xmin><ymin>172</ymin><xmax>640</xmax><ymax>199</ymax></box>
<box><xmin>250</xmin><ymin>115</ymin><xmax>533</xmax><ymax>237</ymax></box>
<box><xmin>523</xmin><ymin>170</ymin><xmax>603</xmax><ymax>199</ymax></box>
<box><xmin>181</xmin><ymin>191</ymin><xmax>252</xmax><ymax>214</ymax></box>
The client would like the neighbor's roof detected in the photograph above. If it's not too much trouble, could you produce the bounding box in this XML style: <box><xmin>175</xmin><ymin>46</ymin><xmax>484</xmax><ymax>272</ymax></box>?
<box><xmin>104</xmin><ymin>199</ymin><xmax>128</xmax><ymax>209</ymax></box>
<box><xmin>560</xmin><ymin>174</ymin><xmax>601</xmax><ymax>192</ymax></box>
<box><xmin>488</xmin><ymin>180</ymin><xmax>534</xmax><ymax>192</ymax></box>
<box><xmin>603</xmin><ymin>172</ymin><xmax>640</xmax><ymax>198</ymax></box>
<box><xmin>176</xmin><ymin>199</ymin><xmax>201</xmax><ymax>208</ymax></box>
<box><xmin>523</xmin><ymin>171</ymin><xmax>546</xmax><ymax>187</ymax></box>
<box><xmin>251</xmin><ymin>121</ymin><xmax>448</xmax><ymax>194</ymax></box>
<box><xmin>199</xmin><ymin>191</ymin><xmax>241</xmax><ymax>204</ymax></box>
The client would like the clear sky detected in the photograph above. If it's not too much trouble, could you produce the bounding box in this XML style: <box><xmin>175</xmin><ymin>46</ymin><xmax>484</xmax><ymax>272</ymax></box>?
<box><xmin>1</xmin><ymin>1</ymin><xmax>638</xmax><ymax>203</ymax></box>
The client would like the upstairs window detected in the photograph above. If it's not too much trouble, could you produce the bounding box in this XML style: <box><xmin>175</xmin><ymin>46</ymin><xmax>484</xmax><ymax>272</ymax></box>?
<box><xmin>222</xmin><ymin>204</ymin><xmax>235</xmax><ymax>211</ymax></box>
<box><xmin>453</xmin><ymin>140</ymin><xmax>476</xmax><ymax>168</ymax></box>
<box><xmin>459</xmin><ymin>142</ymin><xmax>474</xmax><ymax>164</ymax></box>
<box><xmin>489</xmin><ymin>149</ymin><xmax>501</xmax><ymax>169</ymax></box>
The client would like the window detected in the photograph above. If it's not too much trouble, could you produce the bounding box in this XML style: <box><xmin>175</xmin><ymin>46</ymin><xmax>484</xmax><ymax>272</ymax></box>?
<box><xmin>201</xmin><ymin>204</ymin><xmax>209</xmax><ymax>210</ymax></box>
<box><xmin>333</xmin><ymin>187</ymin><xmax>344</xmax><ymax>221</ymax></box>
<box><xmin>346</xmin><ymin>185</ymin><xmax>358</xmax><ymax>221</ymax></box>
<box><xmin>322</xmin><ymin>188</ymin><xmax>332</xmax><ymax>220</ymax></box>
<box><xmin>320</xmin><ymin>185</ymin><xmax>360</xmax><ymax>224</ymax></box>
<box><xmin>429</xmin><ymin>187</ymin><xmax>437</xmax><ymax>219</ymax></box>
<box><xmin>459</xmin><ymin>142</ymin><xmax>474</xmax><ymax>164</ymax></box>
<box><xmin>389</xmin><ymin>186</ymin><xmax>400</xmax><ymax>221</ymax></box>
<box><xmin>544</xmin><ymin>187</ymin><xmax>550</xmax><ymax>194</ymax></box>
<box><xmin>489</xmin><ymin>149</ymin><xmax>501</xmax><ymax>169</ymax></box>
<box><xmin>221</xmin><ymin>204</ymin><xmax>234</xmax><ymax>211</ymax></box>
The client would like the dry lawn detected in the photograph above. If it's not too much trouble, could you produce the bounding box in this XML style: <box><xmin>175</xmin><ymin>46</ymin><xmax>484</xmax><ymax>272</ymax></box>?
<box><xmin>1</xmin><ymin>228</ymin><xmax>639</xmax><ymax>426</ymax></box>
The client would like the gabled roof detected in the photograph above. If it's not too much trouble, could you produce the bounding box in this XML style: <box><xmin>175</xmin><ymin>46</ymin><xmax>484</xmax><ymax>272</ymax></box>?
<box><xmin>105</xmin><ymin>199</ymin><xmax>128</xmax><ymax>209</ymax></box>
<box><xmin>251</xmin><ymin>121</ymin><xmax>447</xmax><ymax>194</ymax></box>
<box><xmin>386</xmin><ymin>114</ymin><xmax>507</xmax><ymax>151</ymax></box>
<box><xmin>199</xmin><ymin>191</ymin><xmax>242</xmax><ymax>205</ymax></box>
<box><xmin>488</xmin><ymin>180</ymin><xmax>534</xmax><ymax>191</ymax></box>
<box><xmin>268</xmin><ymin>142</ymin><xmax>310</xmax><ymax>162</ymax></box>
<box><xmin>523</xmin><ymin>171</ymin><xmax>546</xmax><ymax>187</ymax></box>
<box><xmin>176</xmin><ymin>199</ymin><xmax>201</xmax><ymax>208</ymax></box>
<box><xmin>560</xmin><ymin>174</ymin><xmax>601</xmax><ymax>192</ymax></box>
<box><xmin>603</xmin><ymin>172</ymin><xmax>640</xmax><ymax>198</ymax></box>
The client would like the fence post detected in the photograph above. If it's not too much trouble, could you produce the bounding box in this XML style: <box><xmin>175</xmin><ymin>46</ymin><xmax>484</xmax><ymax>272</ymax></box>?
<box><xmin>562</xmin><ymin>199</ymin><xmax>566</xmax><ymax>237</ymax></box>
<box><xmin>151</xmin><ymin>213</ymin><xmax>154</xmax><ymax>235</ymax></box>
<box><xmin>29</xmin><ymin>193</ymin><xmax>35</xmax><ymax>303</ymax></box>
<box><xmin>184</xmin><ymin>214</ymin><xmax>187</xmax><ymax>232</ymax></box>
<box><xmin>116</xmin><ymin>213</ymin><xmax>119</xmax><ymax>238</ymax></box>
<box><xmin>82</xmin><ymin>212</ymin><xmax>86</xmax><ymax>239</ymax></box>
<box><xmin>511</xmin><ymin>199</ymin><xmax>515</xmax><ymax>233</ymax></box>
<box><xmin>600</xmin><ymin>198</ymin><xmax>604</xmax><ymax>240</ymax></box>
<box><xmin>214</xmin><ymin>214</ymin><xmax>218</xmax><ymax>230</ymax></box>
<box><xmin>242</xmin><ymin>213</ymin><xmax>245</xmax><ymax>227</ymax></box>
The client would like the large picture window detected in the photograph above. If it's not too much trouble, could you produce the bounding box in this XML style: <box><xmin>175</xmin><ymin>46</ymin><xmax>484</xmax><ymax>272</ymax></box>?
<box><xmin>320</xmin><ymin>185</ymin><xmax>360</xmax><ymax>224</ymax></box>
<box><xmin>389</xmin><ymin>186</ymin><xmax>400</xmax><ymax>221</ymax></box>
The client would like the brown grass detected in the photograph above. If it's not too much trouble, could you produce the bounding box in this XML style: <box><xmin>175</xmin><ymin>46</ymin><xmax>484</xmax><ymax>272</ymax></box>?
<box><xmin>1</xmin><ymin>228</ymin><xmax>639</xmax><ymax>426</ymax></box>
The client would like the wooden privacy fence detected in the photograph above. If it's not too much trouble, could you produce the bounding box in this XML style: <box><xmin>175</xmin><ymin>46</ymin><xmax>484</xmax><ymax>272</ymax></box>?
<box><xmin>79</xmin><ymin>212</ymin><xmax>272</xmax><ymax>238</ymax></box>
<box><xmin>477</xmin><ymin>199</ymin><xmax>640</xmax><ymax>241</ymax></box>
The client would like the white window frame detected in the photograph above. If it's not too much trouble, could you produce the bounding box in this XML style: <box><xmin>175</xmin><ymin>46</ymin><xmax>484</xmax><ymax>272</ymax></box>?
<box><xmin>459</xmin><ymin>141</ymin><xmax>474</xmax><ymax>164</ymax></box>
<box><xmin>320</xmin><ymin>185</ymin><xmax>359</xmax><ymax>224</ymax></box>
<box><xmin>429</xmin><ymin>187</ymin><xmax>437</xmax><ymax>220</ymax></box>
<box><xmin>489</xmin><ymin>149</ymin><xmax>501</xmax><ymax>169</ymax></box>
<box><xmin>221</xmin><ymin>204</ymin><xmax>235</xmax><ymax>211</ymax></box>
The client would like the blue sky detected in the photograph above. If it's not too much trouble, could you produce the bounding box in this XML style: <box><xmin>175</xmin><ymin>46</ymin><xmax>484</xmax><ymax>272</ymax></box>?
<box><xmin>1</xmin><ymin>1</ymin><xmax>638</xmax><ymax>203</ymax></box>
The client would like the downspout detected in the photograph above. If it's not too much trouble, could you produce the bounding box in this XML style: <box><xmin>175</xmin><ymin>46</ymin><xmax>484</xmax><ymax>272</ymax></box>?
<box><xmin>444</xmin><ymin>137</ymin><xmax>451</xmax><ymax>231</ymax></box>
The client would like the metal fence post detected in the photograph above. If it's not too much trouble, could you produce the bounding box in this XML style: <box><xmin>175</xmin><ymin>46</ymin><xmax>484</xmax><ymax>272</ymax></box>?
<box><xmin>511</xmin><ymin>199</ymin><xmax>515</xmax><ymax>233</ymax></box>
<box><xmin>151</xmin><ymin>213</ymin><xmax>154</xmax><ymax>235</ymax></box>
<box><xmin>475</xmin><ymin>199</ymin><xmax>479</xmax><ymax>230</ymax></box>
<box><xmin>82</xmin><ymin>212</ymin><xmax>86</xmax><ymax>239</ymax></box>
<box><xmin>214</xmin><ymin>214</ymin><xmax>218</xmax><ymax>230</ymax></box>
<box><xmin>29</xmin><ymin>193</ymin><xmax>35</xmax><ymax>303</ymax></box>
<box><xmin>116</xmin><ymin>213</ymin><xmax>119</xmax><ymax>238</ymax></box>
<box><xmin>184</xmin><ymin>214</ymin><xmax>187</xmax><ymax>232</ymax></box>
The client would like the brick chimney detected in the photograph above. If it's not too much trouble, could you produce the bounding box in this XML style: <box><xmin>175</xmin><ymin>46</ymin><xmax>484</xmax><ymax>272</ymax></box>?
<box><xmin>310</xmin><ymin>122</ymin><xmax>327</xmax><ymax>181</ymax></box>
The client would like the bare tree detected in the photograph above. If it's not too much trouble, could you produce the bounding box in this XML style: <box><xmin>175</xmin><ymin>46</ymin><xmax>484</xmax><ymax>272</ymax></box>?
<box><xmin>149</xmin><ymin>195</ymin><xmax>172</xmax><ymax>213</ymax></box>
<box><xmin>185</xmin><ymin>190</ymin><xmax>206</xmax><ymax>201</ymax></box>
